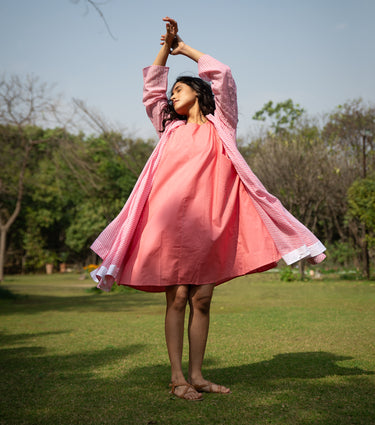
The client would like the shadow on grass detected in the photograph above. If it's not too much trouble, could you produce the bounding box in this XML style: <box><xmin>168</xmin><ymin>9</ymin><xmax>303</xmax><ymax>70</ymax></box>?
<box><xmin>1</xmin><ymin>338</ymin><xmax>374</xmax><ymax>425</ymax></box>
<box><xmin>0</xmin><ymin>285</ymin><xmax>19</xmax><ymax>299</ymax></box>
<box><xmin>0</xmin><ymin>330</ymin><xmax>70</xmax><ymax>347</ymax></box>
<box><xmin>215</xmin><ymin>351</ymin><xmax>374</xmax><ymax>380</ymax></box>
<box><xmin>0</xmin><ymin>290</ymin><xmax>164</xmax><ymax>316</ymax></box>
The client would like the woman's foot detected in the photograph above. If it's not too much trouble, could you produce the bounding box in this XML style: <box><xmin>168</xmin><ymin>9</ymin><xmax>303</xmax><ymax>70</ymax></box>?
<box><xmin>191</xmin><ymin>380</ymin><xmax>231</xmax><ymax>394</ymax></box>
<box><xmin>169</xmin><ymin>382</ymin><xmax>203</xmax><ymax>401</ymax></box>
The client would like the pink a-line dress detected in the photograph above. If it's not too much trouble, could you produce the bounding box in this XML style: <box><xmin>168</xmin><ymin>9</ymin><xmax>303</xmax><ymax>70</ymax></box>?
<box><xmin>118</xmin><ymin>121</ymin><xmax>280</xmax><ymax>292</ymax></box>
<box><xmin>90</xmin><ymin>55</ymin><xmax>326</xmax><ymax>292</ymax></box>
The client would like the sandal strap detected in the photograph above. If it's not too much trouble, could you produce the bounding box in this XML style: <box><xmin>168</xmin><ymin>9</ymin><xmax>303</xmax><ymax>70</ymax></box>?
<box><xmin>193</xmin><ymin>382</ymin><xmax>228</xmax><ymax>393</ymax></box>
<box><xmin>170</xmin><ymin>382</ymin><xmax>190</xmax><ymax>391</ymax></box>
<box><xmin>193</xmin><ymin>382</ymin><xmax>212</xmax><ymax>392</ymax></box>
<box><xmin>169</xmin><ymin>382</ymin><xmax>201</xmax><ymax>399</ymax></box>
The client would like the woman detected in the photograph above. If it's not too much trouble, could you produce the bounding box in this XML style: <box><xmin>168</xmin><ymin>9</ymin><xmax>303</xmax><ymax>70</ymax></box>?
<box><xmin>91</xmin><ymin>17</ymin><xmax>326</xmax><ymax>401</ymax></box>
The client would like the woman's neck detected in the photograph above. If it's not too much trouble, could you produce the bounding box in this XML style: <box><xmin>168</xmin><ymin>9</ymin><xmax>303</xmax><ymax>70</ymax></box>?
<box><xmin>186</xmin><ymin>104</ymin><xmax>207</xmax><ymax>124</ymax></box>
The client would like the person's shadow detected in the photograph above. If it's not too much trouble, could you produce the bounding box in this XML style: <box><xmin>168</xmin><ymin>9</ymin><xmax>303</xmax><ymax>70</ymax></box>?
<box><xmin>208</xmin><ymin>351</ymin><xmax>374</xmax><ymax>382</ymax></box>
<box><xmin>121</xmin><ymin>351</ymin><xmax>374</xmax><ymax>424</ymax></box>
<box><xmin>125</xmin><ymin>350</ymin><xmax>373</xmax><ymax>387</ymax></box>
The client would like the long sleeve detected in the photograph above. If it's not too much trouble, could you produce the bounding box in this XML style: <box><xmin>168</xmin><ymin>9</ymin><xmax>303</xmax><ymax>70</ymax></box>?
<box><xmin>198</xmin><ymin>55</ymin><xmax>238</xmax><ymax>131</ymax></box>
<box><xmin>142</xmin><ymin>65</ymin><xmax>169</xmax><ymax>137</ymax></box>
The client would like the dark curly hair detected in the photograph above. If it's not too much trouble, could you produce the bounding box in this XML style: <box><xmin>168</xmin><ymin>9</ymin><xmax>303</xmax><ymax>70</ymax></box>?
<box><xmin>161</xmin><ymin>76</ymin><xmax>215</xmax><ymax>132</ymax></box>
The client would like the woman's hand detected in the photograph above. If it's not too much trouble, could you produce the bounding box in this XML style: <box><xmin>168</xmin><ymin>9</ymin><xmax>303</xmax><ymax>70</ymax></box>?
<box><xmin>160</xmin><ymin>16</ymin><xmax>178</xmax><ymax>49</ymax></box>
<box><xmin>153</xmin><ymin>16</ymin><xmax>178</xmax><ymax>66</ymax></box>
<box><xmin>169</xmin><ymin>35</ymin><xmax>186</xmax><ymax>56</ymax></box>
<box><xmin>153</xmin><ymin>16</ymin><xmax>204</xmax><ymax>65</ymax></box>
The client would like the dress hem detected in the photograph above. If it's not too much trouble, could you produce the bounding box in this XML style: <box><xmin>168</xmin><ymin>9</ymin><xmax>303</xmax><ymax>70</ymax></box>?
<box><xmin>105</xmin><ymin>260</ymin><xmax>280</xmax><ymax>293</ymax></box>
<box><xmin>92</xmin><ymin>238</ymin><xmax>326</xmax><ymax>293</ymax></box>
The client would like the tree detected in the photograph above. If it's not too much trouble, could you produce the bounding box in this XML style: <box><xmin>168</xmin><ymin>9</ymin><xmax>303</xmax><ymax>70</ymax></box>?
<box><xmin>252</xmin><ymin>99</ymin><xmax>305</xmax><ymax>134</ymax></box>
<box><xmin>347</xmin><ymin>177</ymin><xmax>375</xmax><ymax>243</ymax></box>
<box><xmin>324</xmin><ymin>99</ymin><xmax>375</xmax><ymax>175</ymax></box>
<box><xmin>0</xmin><ymin>74</ymin><xmax>60</xmax><ymax>281</ymax></box>
<box><xmin>73</xmin><ymin>98</ymin><xmax>154</xmax><ymax>178</ymax></box>
<box><xmin>346</xmin><ymin>176</ymin><xmax>375</xmax><ymax>278</ymax></box>
<box><xmin>0</xmin><ymin>81</ymin><xmax>156</xmax><ymax>275</ymax></box>
<box><xmin>63</xmin><ymin>133</ymin><xmax>141</xmax><ymax>261</ymax></box>
<box><xmin>245</xmin><ymin>126</ymin><xmax>332</xmax><ymax>279</ymax></box>
<box><xmin>250</xmin><ymin>102</ymin><xmax>325</xmax><ymax>233</ymax></box>
<box><xmin>323</xmin><ymin>99</ymin><xmax>375</xmax><ymax>277</ymax></box>
<box><xmin>19</xmin><ymin>129</ymin><xmax>101</xmax><ymax>271</ymax></box>
<box><xmin>17</xmin><ymin>128</ymin><xmax>154</xmax><ymax>270</ymax></box>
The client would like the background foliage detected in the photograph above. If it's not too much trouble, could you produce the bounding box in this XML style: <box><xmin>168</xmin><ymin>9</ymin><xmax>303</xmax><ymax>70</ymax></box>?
<box><xmin>0</xmin><ymin>72</ymin><xmax>374</xmax><ymax>279</ymax></box>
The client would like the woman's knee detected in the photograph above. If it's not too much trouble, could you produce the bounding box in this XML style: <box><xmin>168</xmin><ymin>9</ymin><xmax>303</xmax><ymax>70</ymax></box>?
<box><xmin>166</xmin><ymin>286</ymin><xmax>189</xmax><ymax>312</ymax></box>
<box><xmin>190</xmin><ymin>293</ymin><xmax>213</xmax><ymax>315</ymax></box>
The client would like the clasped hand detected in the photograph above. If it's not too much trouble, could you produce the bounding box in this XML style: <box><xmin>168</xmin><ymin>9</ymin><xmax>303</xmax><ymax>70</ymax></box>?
<box><xmin>160</xmin><ymin>16</ymin><xmax>185</xmax><ymax>55</ymax></box>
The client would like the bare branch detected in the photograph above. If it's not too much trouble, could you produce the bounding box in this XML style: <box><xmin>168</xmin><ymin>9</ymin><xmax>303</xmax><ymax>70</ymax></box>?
<box><xmin>72</xmin><ymin>97</ymin><xmax>112</xmax><ymax>134</ymax></box>
<box><xmin>0</xmin><ymin>74</ymin><xmax>59</xmax><ymax>128</ymax></box>
<box><xmin>71</xmin><ymin>0</ymin><xmax>117</xmax><ymax>40</ymax></box>
<box><xmin>87</xmin><ymin>0</ymin><xmax>117</xmax><ymax>40</ymax></box>
<box><xmin>72</xmin><ymin>97</ymin><xmax>153</xmax><ymax>178</ymax></box>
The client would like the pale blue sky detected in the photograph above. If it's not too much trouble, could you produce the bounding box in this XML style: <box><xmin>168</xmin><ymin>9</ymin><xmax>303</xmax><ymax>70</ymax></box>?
<box><xmin>1</xmin><ymin>0</ymin><xmax>374</xmax><ymax>139</ymax></box>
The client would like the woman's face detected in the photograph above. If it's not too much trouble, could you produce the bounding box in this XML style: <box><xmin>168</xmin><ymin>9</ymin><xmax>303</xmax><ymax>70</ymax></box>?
<box><xmin>171</xmin><ymin>82</ymin><xmax>198</xmax><ymax>116</ymax></box>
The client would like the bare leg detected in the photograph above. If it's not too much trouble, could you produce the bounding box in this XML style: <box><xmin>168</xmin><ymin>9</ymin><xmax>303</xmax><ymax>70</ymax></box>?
<box><xmin>188</xmin><ymin>284</ymin><xmax>231</xmax><ymax>393</ymax></box>
<box><xmin>165</xmin><ymin>285</ymin><xmax>202</xmax><ymax>400</ymax></box>
<box><xmin>187</xmin><ymin>284</ymin><xmax>214</xmax><ymax>381</ymax></box>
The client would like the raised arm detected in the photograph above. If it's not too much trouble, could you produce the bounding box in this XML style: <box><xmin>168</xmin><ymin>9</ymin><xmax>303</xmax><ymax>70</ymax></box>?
<box><xmin>198</xmin><ymin>55</ymin><xmax>238</xmax><ymax>130</ymax></box>
<box><xmin>143</xmin><ymin>18</ymin><xmax>177</xmax><ymax>135</ymax></box>
<box><xmin>143</xmin><ymin>65</ymin><xmax>169</xmax><ymax>136</ymax></box>
<box><xmin>162</xmin><ymin>18</ymin><xmax>237</xmax><ymax>130</ymax></box>
<box><xmin>152</xmin><ymin>17</ymin><xmax>178</xmax><ymax>66</ymax></box>
<box><xmin>144</xmin><ymin>17</ymin><xmax>237</xmax><ymax>134</ymax></box>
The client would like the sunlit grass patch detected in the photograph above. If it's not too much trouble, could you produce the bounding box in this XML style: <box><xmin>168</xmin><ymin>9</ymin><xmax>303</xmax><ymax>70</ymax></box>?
<box><xmin>0</xmin><ymin>272</ymin><xmax>374</xmax><ymax>424</ymax></box>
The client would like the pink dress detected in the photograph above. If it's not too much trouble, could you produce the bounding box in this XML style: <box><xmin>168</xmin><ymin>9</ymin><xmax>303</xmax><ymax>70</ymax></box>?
<box><xmin>116</xmin><ymin>121</ymin><xmax>279</xmax><ymax>292</ymax></box>
<box><xmin>91</xmin><ymin>55</ymin><xmax>325</xmax><ymax>292</ymax></box>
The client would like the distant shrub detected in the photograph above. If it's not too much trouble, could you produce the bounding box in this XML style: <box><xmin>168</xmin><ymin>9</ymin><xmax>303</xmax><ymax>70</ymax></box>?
<box><xmin>279</xmin><ymin>267</ymin><xmax>296</xmax><ymax>282</ymax></box>
<box><xmin>110</xmin><ymin>283</ymin><xmax>136</xmax><ymax>293</ymax></box>
<box><xmin>325</xmin><ymin>242</ymin><xmax>360</xmax><ymax>268</ymax></box>
<box><xmin>339</xmin><ymin>270</ymin><xmax>363</xmax><ymax>281</ymax></box>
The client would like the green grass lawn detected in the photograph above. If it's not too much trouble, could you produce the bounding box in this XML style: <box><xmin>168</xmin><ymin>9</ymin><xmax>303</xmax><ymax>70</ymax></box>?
<box><xmin>1</xmin><ymin>272</ymin><xmax>374</xmax><ymax>425</ymax></box>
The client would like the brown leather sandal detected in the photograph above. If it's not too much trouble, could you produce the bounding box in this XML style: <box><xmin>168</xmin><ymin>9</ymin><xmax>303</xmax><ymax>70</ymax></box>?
<box><xmin>192</xmin><ymin>382</ymin><xmax>231</xmax><ymax>394</ymax></box>
<box><xmin>169</xmin><ymin>382</ymin><xmax>203</xmax><ymax>401</ymax></box>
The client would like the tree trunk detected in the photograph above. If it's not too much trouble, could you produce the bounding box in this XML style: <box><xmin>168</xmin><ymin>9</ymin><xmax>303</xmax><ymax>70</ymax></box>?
<box><xmin>299</xmin><ymin>259</ymin><xmax>305</xmax><ymax>280</ymax></box>
<box><xmin>0</xmin><ymin>142</ymin><xmax>32</xmax><ymax>282</ymax></box>
<box><xmin>362</xmin><ymin>225</ymin><xmax>370</xmax><ymax>279</ymax></box>
<box><xmin>0</xmin><ymin>227</ymin><xmax>6</xmax><ymax>282</ymax></box>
